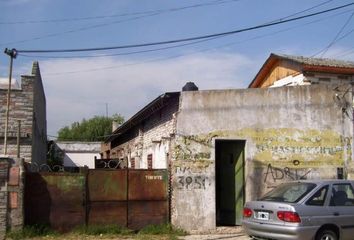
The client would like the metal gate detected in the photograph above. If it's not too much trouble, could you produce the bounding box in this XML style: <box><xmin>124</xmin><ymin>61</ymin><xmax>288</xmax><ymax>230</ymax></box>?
<box><xmin>25</xmin><ymin>169</ymin><xmax>169</xmax><ymax>231</ymax></box>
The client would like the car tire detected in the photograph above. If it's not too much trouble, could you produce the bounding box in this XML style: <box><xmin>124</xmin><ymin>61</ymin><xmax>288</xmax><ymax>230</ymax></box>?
<box><xmin>316</xmin><ymin>229</ymin><xmax>338</xmax><ymax>240</ymax></box>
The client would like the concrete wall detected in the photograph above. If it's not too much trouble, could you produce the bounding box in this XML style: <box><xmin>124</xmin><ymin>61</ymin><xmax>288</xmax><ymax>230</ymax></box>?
<box><xmin>172</xmin><ymin>84</ymin><xmax>353</xmax><ymax>232</ymax></box>
<box><xmin>31</xmin><ymin>62</ymin><xmax>47</xmax><ymax>166</ymax></box>
<box><xmin>0</xmin><ymin>62</ymin><xmax>47</xmax><ymax>166</ymax></box>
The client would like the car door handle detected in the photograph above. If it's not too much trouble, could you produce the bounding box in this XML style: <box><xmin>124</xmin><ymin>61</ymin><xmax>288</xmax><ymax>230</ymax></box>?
<box><xmin>333</xmin><ymin>212</ymin><xmax>340</xmax><ymax>216</ymax></box>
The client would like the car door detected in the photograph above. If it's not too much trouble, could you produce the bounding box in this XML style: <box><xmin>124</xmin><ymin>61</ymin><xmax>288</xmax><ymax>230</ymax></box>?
<box><xmin>327</xmin><ymin>182</ymin><xmax>354</xmax><ymax>240</ymax></box>
<box><xmin>296</xmin><ymin>185</ymin><xmax>331</xmax><ymax>232</ymax></box>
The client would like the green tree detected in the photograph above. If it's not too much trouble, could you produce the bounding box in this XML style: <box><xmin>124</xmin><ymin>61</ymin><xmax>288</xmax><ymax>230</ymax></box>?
<box><xmin>57</xmin><ymin>114</ymin><xmax>124</xmax><ymax>141</ymax></box>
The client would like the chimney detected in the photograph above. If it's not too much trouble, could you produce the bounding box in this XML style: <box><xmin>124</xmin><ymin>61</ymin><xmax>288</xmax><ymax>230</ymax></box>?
<box><xmin>112</xmin><ymin>121</ymin><xmax>120</xmax><ymax>132</ymax></box>
<box><xmin>182</xmin><ymin>82</ymin><xmax>198</xmax><ymax>91</ymax></box>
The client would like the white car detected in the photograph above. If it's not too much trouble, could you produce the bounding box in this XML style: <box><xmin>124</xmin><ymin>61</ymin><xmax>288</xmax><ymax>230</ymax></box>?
<box><xmin>242</xmin><ymin>180</ymin><xmax>354</xmax><ymax>240</ymax></box>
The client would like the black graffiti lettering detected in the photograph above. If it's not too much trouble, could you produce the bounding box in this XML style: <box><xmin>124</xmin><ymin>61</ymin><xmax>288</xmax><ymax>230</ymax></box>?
<box><xmin>299</xmin><ymin>170</ymin><xmax>312</xmax><ymax>179</ymax></box>
<box><xmin>264</xmin><ymin>164</ymin><xmax>275</xmax><ymax>183</ymax></box>
<box><xmin>274</xmin><ymin>168</ymin><xmax>284</xmax><ymax>180</ymax></box>
<box><xmin>283</xmin><ymin>167</ymin><xmax>294</xmax><ymax>180</ymax></box>
<box><xmin>194</xmin><ymin>176</ymin><xmax>202</xmax><ymax>189</ymax></box>
<box><xmin>264</xmin><ymin>163</ymin><xmax>312</xmax><ymax>184</ymax></box>
<box><xmin>185</xmin><ymin>177</ymin><xmax>193</xmax><ymax>189</ymax></box>
<box><xmin>177</xmin><ymin>176</ymin><xmax>184</xmax><ymax>189</ymax></box>
<box><xmin>176</xmin><ymin>175</ymin><xmax>208</xmax><ymax>190</ymax></box>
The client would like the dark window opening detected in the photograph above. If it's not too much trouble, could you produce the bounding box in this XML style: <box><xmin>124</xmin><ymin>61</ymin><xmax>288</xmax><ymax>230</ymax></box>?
<box><xmin>147</xmin><ymin>154</ymin><xmax>153</xmax><ymax>169</ymax></box>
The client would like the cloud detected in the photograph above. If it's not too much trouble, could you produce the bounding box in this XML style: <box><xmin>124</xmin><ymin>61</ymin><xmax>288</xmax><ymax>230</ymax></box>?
<box><xmin>38</xmin><ymin>51</ymin><xmax>257</xmax><ymax>136</ymax></box>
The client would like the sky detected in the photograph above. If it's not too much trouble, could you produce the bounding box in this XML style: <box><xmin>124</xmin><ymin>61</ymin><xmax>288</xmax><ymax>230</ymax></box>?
<box><xmin>0</xmin><ymin>0</ymin><xmax>354</xmax><ymax>138</ymax></box>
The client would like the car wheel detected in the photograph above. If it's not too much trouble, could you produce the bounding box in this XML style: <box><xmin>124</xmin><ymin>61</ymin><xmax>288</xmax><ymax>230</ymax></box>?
<box><xmin>316</xmin><ymin>229</ymin><xmax>338</xmax><ymax>240</ymax></box>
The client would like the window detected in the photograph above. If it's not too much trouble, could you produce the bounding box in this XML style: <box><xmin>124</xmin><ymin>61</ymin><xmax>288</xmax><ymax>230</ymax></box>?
<box><xmin>147</xmin><ymin>154</ymin><xmax>153</xmax><ymax>169</ymax></box>
<box><xmin>130</xmin><ymin>158</ymin><xmax>135</xmax><ymax>169</ymax></box>
<box><xmin>260</xmin><ymin>182</ymin><xmax>316</xmax><ymax>203</ymax></box>
<box><xmin>306</xmin><ymin>186</ymin><xmax>328</xmax><ymax>206</ymax></box>
<box><xmin>330</xmin><ymin>183</ymin><xmax>354</xmax><ymax>206</ymax></box>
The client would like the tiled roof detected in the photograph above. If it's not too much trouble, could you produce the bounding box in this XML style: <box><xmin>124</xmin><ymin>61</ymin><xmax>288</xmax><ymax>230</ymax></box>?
<box><xmin>275</xmin><ymin>53</ymin><xmax>354</xmax><ymax>69</ymax></box>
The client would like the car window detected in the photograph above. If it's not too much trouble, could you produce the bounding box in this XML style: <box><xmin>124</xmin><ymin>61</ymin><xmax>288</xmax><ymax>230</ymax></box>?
<box><xmin>306</xmin><ymin>185</ymin><xmax>328</xmax><ymax>206</ymax></box>
<box><xmin>330</xmin><ymin>183</ymin><xmax>354</xmax><ymax>206</ymax></box>
<box><xmin>260</xmin><ymin>182</ymin><xmax>316</xmax><ymax>203</ymax></box>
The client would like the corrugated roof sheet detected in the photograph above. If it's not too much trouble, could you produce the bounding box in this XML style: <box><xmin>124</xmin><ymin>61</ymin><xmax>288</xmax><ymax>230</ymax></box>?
<box><xmin>275</xmin><ymin>53</ymin><xmax>354</xmax><ymax>68</ymax></box>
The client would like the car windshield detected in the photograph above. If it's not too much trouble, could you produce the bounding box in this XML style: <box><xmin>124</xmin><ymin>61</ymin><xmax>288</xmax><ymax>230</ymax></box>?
<box><xmin>260</xmin><ymin>182</ymin><xmax>316</xmax><ymax>203</ymax></box>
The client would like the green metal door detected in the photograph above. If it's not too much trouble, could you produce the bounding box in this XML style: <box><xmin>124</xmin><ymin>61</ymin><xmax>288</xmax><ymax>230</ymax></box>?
<box><xmin>216</xmin><ymin>140</ymin><xmax>245</xmax><ymax>225</ymax></box>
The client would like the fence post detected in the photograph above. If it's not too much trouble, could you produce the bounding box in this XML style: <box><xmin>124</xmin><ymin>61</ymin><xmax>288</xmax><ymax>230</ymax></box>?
<box><xmin>17</xmin><ymin>120</ymin><xmax>21</xmax><ymax>158</ymax></box>
<box><xmin>81</xmin><ymin>166</ymin><xmax>89</xmax><ymax>227</ymax></box>
<box><xmin>126</xmin><ymin>167</ymin><xmax>129</xmax><ymax>228</ymax></box>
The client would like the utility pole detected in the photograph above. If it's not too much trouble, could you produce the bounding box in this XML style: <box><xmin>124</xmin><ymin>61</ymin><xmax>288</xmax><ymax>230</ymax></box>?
<box><xmin>3</xmin><ymin>48</ymin><xmax>17</xmax><ymax>155</ymax></box>
<box><xmin>105</xmin><ymin>103</ymin><xmax>108</xmax><ymax>118</ymax></box>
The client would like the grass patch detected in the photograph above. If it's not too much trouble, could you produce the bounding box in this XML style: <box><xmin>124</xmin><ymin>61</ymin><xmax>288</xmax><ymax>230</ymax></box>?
<box><xmin>138</xmin><ymin>223</ymin><xmax>186</xmax><ymax>236</ymax></box>
<box><xmin>73</xmin><ymin>224</ymin><xmax>133</xmax><ymax>235</ymax></box>
<box><xmin>6</xmin><ymin>224</ymin><xmax>57</xmax><ymax>240</ymax></box>
<box><xmin>6</xmin><ymin>223</ymin><xmax>187</xmax><ymax>240</ymax></box>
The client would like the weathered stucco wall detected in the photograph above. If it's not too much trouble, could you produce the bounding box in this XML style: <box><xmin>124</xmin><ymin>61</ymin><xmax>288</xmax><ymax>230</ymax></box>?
<box><xmin>31</xmin><ymin>62</ymin><xmax>47</xmax><ymax>166</ymax></box>
<box><xmin>172</xmin><ymin>84</ymin><xmax>353</xmax><ymax>232</ymax></box>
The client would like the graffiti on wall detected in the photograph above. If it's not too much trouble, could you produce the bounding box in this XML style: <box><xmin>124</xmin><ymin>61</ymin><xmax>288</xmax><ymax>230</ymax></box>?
<box><xmin>239</xmin><ymin>128</ymin><xmax>351</xmax><ymax>167</ymax></box>
<box><xmin>264</xmin><ymin>162</ymin><xmax>311</xmax><ymax>183</ymax></box>
<box><xmin>174</xmin><ymin>166</ymin><xmax>211</xmax><ymax>190</ymax></box>
<box><xmin>173</xmin><ymin>128</ymin><xmax>351</xmax><ymax>192</ymax></box>
<box><xmin>176</xmin><ymin>175</ymin><xmax>210</xmax><ymax>190</ymax></box>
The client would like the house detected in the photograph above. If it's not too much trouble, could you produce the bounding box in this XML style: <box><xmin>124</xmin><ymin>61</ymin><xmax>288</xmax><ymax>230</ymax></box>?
<box><xmin>102</xmin><ymin>55</ymin><xmax>354</xmax><ymax>232</ymax></box>
<box><xmin>0</xmin><ymin>62</ymin><xmax>47</xmax><ymax>166</ymax></box>
<box><xmin>101</xmin><ymin>91</ymin><xmax>180</xmax><ymax>169</ymax></box>
<box><xmin>248</xmin><ymin>53</ymin><xmax>354</xmax><ymax>88</ymax></box>
<box><xmin>51</xmin><ymin>141</ymin><xmax>101</xmax><ymax>169</ymax></box>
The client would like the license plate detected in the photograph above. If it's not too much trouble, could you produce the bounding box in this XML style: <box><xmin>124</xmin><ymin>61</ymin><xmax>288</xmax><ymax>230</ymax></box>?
<box><xmin>257</xmin><ymin>211</ymin><xmax>269</xmax><ymax>220</ymax></box>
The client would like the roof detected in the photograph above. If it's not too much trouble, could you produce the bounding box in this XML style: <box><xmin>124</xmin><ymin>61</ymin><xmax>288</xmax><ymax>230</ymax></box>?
<box><xmin>249</xmin><ymin>53</ymin><xmax>354</xmax><ymax>88</ymax></box>
<box><xmin>105</xmin><ymin>92</ymin><xmax>180</xmax><ymax>143</ymax></box>
<box><xmin>275</xmin><ymin>53</ymin><xmax>354</xmax><ymax>68</ymax></box>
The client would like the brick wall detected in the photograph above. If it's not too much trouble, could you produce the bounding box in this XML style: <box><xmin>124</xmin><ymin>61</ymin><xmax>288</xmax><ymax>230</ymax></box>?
<box><xmin>109</xmin><ymin>95</ymin><xmax>179</xmax><ymax>169</ymax></box>
<box><xmin>0</xmin><ymin>157</ymin><xmax>24</xmax><ymax>240</ymax></box>
<box><xmin>0</xmin><ymin>159</ymin><xmax>9</xmax><ymax>240</ymax></box>
<box><xmin>0</xmin><ymin>62</ymin><xmax>47</xmax><ymax>165</ymax></box>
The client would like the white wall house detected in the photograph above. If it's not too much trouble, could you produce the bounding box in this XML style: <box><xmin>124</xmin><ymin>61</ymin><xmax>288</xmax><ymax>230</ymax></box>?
<box><xmin>56</xmin><ymin>141</ymin><xmax>101</xmax><ymax>169</ymax></box>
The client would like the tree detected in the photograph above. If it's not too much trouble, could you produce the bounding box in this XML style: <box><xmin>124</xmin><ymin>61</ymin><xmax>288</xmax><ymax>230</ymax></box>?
<box><xmin>57</xmin><ymin>114</ymin><xmax>124</xmax><ymax>141</ymax></box>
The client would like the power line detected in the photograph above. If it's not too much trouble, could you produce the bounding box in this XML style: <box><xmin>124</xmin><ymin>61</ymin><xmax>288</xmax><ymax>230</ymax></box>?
<box><xmin>267</xmin><ymin>0</ymin><xmax>334</xmax><ymax>24</ymax></box>
<box><xmin>17</xmin><ymin>0</ymin><xmax>337</xmax><ymax>59</ymax></box>
<box><xmin>0</xmin><ymin>0</ymin><xmax>241</xmax><ymax>46</ymax></box>
<box><xmin>0</xmin><ymin>0</ymin><xmax>240</xmax><ymax>25</ymax></box>
<box><xmin>15</xmin><ymin>2</ymin><xmax>354</xmax><ymax>54</ymax></box>
<box><xmin>20</xmin><ymin>8</ymin><xmax>353</xmax><ymax>62</ymax></box>
<box><xmin>0</xmin><ymin>12</ymin><xmax>161</xmax><ymax>47</ymax></box>
<box><xmin>42</xmin><ymin>8</ymin><xmax>354</xmax><ymax>76</ymax></box>
<box><xmin>311</xmin><ymin>23</ymin><xmax>354</xmax><ymax>57</ymax></box>
<box><xmin>17</xmin><ymin>37</ymin><xmax>222</xmax><ymax>59</ymax></box>
<box><xmin>318</xmin><ymin>11</ymin><xmax>354</xmax><ymax>57</ymax></box>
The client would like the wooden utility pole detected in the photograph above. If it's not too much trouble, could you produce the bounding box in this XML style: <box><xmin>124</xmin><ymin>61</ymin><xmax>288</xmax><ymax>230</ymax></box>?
<box><xmin>3</xmin><ymin>48</ymin><xmax>17</xmax><ymax>155</ymax></box>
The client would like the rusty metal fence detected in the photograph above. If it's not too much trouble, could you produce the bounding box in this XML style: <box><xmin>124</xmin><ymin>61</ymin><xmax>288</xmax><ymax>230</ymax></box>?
<box><xmin>25</xmin><ymin>169</ymin><xmax>169</xmax><ymax>231</ymax></box>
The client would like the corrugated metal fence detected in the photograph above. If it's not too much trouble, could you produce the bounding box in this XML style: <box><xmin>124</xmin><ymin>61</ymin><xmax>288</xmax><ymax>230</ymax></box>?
<box><xmin>25</xmin><ymin>169</ymin><xmax>169</xmax><ymax>232</ymax></box>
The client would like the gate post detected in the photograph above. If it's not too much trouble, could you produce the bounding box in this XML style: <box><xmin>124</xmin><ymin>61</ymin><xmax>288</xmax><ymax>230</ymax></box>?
<box><xmin>0</xmin><ymin>157</ymin><xmax>24</xmax><ymax>240</ymax></box>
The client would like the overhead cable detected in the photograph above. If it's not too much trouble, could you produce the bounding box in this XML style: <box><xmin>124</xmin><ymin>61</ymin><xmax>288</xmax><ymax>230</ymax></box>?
<box><xmin>15</xmin><ymin>2</ymin><xmax>354</xmax><ymax>54</ymax></box>
<box><xmin>0</xmin><ymin>0</ymin><xmax>240</xmax><ymax>24</ymax></box>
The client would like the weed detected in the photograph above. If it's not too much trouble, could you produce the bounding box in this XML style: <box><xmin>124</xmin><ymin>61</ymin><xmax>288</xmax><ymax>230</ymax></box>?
<box><xmin>6</xmin><ymin>224</ymin><xmax>57</xmax><ymax>240</ymax></box>
<box><xmin>73</xmin><ymin>224</ymin><xmax>133</xmax><ymax>235</ymax></box>
<box><xmin>138</xmin><ymin>223</ymin><xmax>186</xmax><ymax>236</ymax></box>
